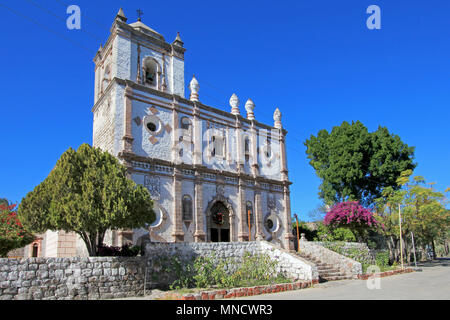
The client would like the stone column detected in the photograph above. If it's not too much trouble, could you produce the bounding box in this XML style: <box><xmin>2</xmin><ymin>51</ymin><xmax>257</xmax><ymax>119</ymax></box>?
<box><xmin>122</xmin><ymin>85</ymin><xmax>134</xmax><ymax>152</ymax></box>
<box><xmin>237</xmin><ymin>178</ymin><xmax>247</xmax><ymax>241</ymax></box>
<box><xmin>171</xmin><ymin>168</ymin><xmax>184</xmax><ymax>242</ymax></box>
<box><xmin>194</xmin><ymin>172</ymin><xmax>206</xmax><ymax>242</ymax></box>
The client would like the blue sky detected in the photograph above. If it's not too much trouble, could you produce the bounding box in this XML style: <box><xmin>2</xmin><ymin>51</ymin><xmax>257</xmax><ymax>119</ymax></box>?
<box><xmin>1</xmin><ymin>0</ymin><xmax>449</xmax><ymax>221</ymax></box>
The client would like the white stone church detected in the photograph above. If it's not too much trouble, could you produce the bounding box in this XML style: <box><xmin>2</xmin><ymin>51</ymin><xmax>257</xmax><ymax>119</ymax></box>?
<box><xmin>18</xmin><ymin>9</ymin><xmax>294</xmax><ymax>257</ymax></box>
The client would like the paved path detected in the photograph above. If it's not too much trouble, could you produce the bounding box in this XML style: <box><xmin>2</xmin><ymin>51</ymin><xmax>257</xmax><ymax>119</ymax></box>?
<box><xmin>236</xmin><ymin>259</ymin><xmax>450</xmax><ymax>300</ymax></box>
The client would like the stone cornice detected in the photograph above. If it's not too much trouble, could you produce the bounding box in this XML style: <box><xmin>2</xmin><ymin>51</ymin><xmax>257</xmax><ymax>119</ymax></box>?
<box><xmin>117</xmin><ymin>151</ymin><xmax>292</xmax><ymax>187</ymax></box>
<box><xmin>106</xmin><ymin>78</ymin><xmax>278</xmax><ymax>132</ymax></box>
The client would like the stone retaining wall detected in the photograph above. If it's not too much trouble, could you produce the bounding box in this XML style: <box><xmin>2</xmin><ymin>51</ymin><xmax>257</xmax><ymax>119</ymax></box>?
<box><xmin>145</xmin><ymin>241</ymin><xmax>318</xmax><ymax>288</ymax></box>
<box><xmin>0</xmin><ymin>241</ymin><xmax>318</xmax><ymax>300</ymax></box>
<box><xmin>0</xmin><ymin>257</ymin><xmax>146</xmax><ymax>300</ymax></box>
<box><xmin>315</xmin><ymin>241</ymin><xmax>375</xmax><ymax>266</ymax></box>
<box><xmin>299</xmin><ymin>240</ymin><xmax>362</xmax><ymax>278</ymax></box>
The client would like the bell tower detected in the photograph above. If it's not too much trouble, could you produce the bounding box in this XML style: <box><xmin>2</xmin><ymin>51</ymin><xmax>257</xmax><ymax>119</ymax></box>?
<box><xmin>93</xmin><ymin>8</ymin><xmax>186</xmax><ymax>105</ymax></box>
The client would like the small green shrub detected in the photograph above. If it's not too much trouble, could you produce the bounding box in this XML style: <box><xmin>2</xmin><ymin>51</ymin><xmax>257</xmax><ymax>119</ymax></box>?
<box><xmin>314</xmin><ymin>223</ymin><xmax>356</xmax><ymax>242</ymax></box>
<box><xmin>375</xmin><ymin>251</ymin><xmax>390</xmax><ymax>269</ymax></box>
<box><xmin>175</xmin><ymin>251</ymin><xmax>290</xmax><ymax>290</ymax></box>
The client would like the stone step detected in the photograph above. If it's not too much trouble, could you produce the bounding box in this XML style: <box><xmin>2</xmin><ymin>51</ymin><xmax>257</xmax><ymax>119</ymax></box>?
<box><xmin>318</xmin><ymin>269</ymin><xmax>340</xmax><ymax>274</ymax></box>
<box><xmin>320</xmin><ymin>275</ymin><xmax>353</xmax><ymax>281</ymax></box>
<box><xmin>319</xmin><ymin>272</ymin><xmax>344</xmax><ymax>277</ymax></box>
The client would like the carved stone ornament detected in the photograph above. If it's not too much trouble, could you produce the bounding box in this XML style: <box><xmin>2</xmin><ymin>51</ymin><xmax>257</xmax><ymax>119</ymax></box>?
<box><xmin>216</xmin><ymin>183</ymin><xmax>225</xmax><ymax>196</ymax></box>
<box><xmin>267</xmin><ymin>194</ymin><xmax>276</xmax><ymax>211</ymax></box>
<box><xmin>144</xmin><ymin>175</ymin><xmax>161</xmax><ymax>200</ymax></box>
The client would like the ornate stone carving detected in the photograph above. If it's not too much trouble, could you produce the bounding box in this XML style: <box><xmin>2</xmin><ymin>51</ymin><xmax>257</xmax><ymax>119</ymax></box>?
<box><xmin>229</xmin><ymin>93</ymin><xmax>240</xmax><ymax>115</ymax></box>
<box><xmin>245</xmin><ymin>99</ymin><xmax>255</xmax><ymax>120</ymax></box>
<box><xmin>273</xmin><ymin>108</ymin><xmax>282</xmax><ymax>129</ymax></box>
<box><xmin>216</xmin><ymin>183</ymin><xmax>225</xmax><ymax>196</ymax></box>
<box><xmin>267</xmin><ymin>194</ymin><xmax>276</xmax><ymax>211</ymax></box>
<box><xmin>144</xmin><ymin>175</ymin><xmax>161</xmax><ymax>200</ymax></box>
<box><xmin>189</xmin><ymin>75</ymin><xmax>199</xmax><ymax>102</ymax></box>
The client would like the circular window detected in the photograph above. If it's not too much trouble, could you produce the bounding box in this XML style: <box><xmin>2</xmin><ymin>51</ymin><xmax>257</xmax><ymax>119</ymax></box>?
<box><xmin>143</xmin><ymin>115</ymin><xmax>162</xmax><ymax>135</ymax></box>
<box><xmin>149</xmin><ymin>207</ymin><xmax>163</xmax><ymax>228</ymax></box>
<box><xmin>147</xmin><ymin>122</ymin><xmax>157</xmax><ymax>132</ymax></box>
<box><xmin>264</xmin><ymin>213</ymin><xmax>280</xmax><ymax>233</ymax></box>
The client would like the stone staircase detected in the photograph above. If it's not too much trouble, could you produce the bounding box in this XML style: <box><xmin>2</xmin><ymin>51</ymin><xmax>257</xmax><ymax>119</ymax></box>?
<box><xmin>297</xmin><ymin>252</ymin><xmax>353</xmax><ymax>282</ymax></box>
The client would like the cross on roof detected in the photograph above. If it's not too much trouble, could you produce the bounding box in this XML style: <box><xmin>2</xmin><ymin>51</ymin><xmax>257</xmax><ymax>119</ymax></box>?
<box><xmin>137</xmin><ymin>9</ymin><xmax>144</xmax><ymax>21</ymax></box>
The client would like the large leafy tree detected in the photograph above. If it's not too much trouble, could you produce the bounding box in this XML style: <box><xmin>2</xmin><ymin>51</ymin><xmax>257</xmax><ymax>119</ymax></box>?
<box><xmin>18</xmin><ymin>144</ymin><xmax>155</xmax><ymax>256</ymax></box>
<box><xmin>305</xmin><ymin>121</ymin><xmax>416</xmax><ymax>206</ymax></box>
<box><xmin>0</xmin><ymin>200</ymin><xmax>35</xmax><ymax>257</ymax></box>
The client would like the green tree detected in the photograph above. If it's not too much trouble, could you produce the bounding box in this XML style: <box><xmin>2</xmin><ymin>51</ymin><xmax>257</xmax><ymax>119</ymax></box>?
<box><xmin>375</xmin><ymin>170</ymin><xmax>449</xmax><ymax>263</ymax></box>
<box><xmin>0</xmin><ymin>201</ymin><xmax>35</xmax><ymax>257</ymax></box>
<box><xmin>314</xmin><ymin>221</ymin><xmax>357</xmax><ymax>242</ymax></box>
<box><xmin>305</xmin><ymin>121</ymin><xmax>416</xmax><ymax>207</ymax></box>
<box><xmin>18</xmin><ymin>144</ymin><xmax>155</xmax><ymax>256</ymax></box>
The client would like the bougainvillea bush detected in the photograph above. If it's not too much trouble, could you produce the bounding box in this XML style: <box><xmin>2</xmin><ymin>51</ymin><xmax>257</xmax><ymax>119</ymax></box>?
<box><xmin>0</xmin><ymin>202</ymin><xmax>35</xmax><ymax>257</ymax></box>
<box><xmin>324</xmin><ymin>201</ymin><xmax>381</xmax><ymax>241</ymax></box>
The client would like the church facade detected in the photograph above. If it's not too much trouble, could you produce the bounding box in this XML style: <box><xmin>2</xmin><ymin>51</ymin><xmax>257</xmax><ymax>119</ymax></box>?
<box><xmin>17</xmin><ymin>9</ymin><xmax>294</xmax><ymax>257</ymax></box>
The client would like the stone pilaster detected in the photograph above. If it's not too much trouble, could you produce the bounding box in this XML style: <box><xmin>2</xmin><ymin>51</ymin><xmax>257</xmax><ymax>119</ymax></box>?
<box><xmin>193</xmin><ymin>103</ymin><xmax>202</xmax><ymax>165</ymax></box>
<box><xmin>171</xmin><ymin>102</ymin><xmax>180</xmax><ymax>163</ymax></box>
<box><xmin>254</xmin><ymin>182</ymin><xmax>264</xmax><ymax>240</ymax></box>
<box><xmin>237</xmin><ymin>178</ymin><xmax>248</xmax><ymax>241</ymax></box>
<box><xmin>250</xmin><ymin>124</ymin><xmax>259</xmax><ymax>177</ymax></box>
<box><xmin>235</xmin><ymin>118</ymin><xmax>244</xmax><ymax>172</ymax></box>
<box><xmin>283</xmin><ymin>184</ymin><xmax>294</xmax><ymax>250</ymax></box>
<box><xmin>122</xmin><ymin>85</ymin><xmax>134</xmax><ymax>152</ymax></box>
<box><xmin>194</xmin><ymin>172</ymin><xmax>206</xmax><ymax>242</ymax></box>
<box><xmin>279</xmin><ymin>130</ymin><xmax>288</xmax><ymax>181</ymax></box>
<box><xmin>172</xmin><ymin>168</ymin><xmax>184</xmax><ymax>242</ymax></box>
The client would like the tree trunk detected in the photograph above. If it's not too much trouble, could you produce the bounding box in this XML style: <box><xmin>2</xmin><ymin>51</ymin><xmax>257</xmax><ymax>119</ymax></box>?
<box><xmin>431</xmin><ymin>237</ymin><xmax>436</xmax><ymax>260</ymax></box>
<box><xmin>76</xmin><ymin>231</ymin><xmax>106</xmax><ymax>256</ymax></box>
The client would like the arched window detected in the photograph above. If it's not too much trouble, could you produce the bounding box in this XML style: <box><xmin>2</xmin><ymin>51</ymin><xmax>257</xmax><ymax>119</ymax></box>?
<box><xmin>143</xmin><ymin>58</ymin><xmax>158</xmax><ymax>87</ymax></box>
<box><xmin>265</xmin><ymin>136</ymin><xmax>271</xmax><ymax>158</ymax></box>
<box><xmin>181</xmin><ymin>117</ymin><xmax>192</xmax><ymax>132</ymax></box>
<box><xmin>182</xmin><ymin>195</ymin><xmax>193</xmax><ymax>221</ymax></box>
<box><xmin>244</xmin><ymin>137</ymin><xmax>250</xmax><ymax>163</ymax></box>
<box><xmin>211</xmin><ymin>135</ymin><xmax>224</xmax><ymax>157</ymax></box>
<box><xmin>246</xmin><ymin>201</ymin><xmax>254</xmax><ymax>226</ymax></box>
<box><xmin>180</xmin><ymin>117</ymin><xmax>193</xmax><ymax>139</ymax></box>
<box><xmin>32</xmin><ymin>243</ymin><xmax>39</xmax><ymax>257</ymax></box>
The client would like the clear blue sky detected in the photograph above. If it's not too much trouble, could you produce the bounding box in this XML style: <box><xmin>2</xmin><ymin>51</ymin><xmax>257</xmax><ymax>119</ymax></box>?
<box><xmin>1</xmin><ymin>0</ymin><xmax>449</xmax><ymax>221</ymax></box>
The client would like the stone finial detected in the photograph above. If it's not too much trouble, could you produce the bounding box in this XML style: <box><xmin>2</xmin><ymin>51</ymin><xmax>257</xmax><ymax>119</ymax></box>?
<box><xmin>273</xmin><ymin>108</ymin><xmax>282</xmax><ymax>129</ymax></box>
<box><xmin>172</xmin><ymin>32</ymin><xmax>184</xmax><ymax>47</ymax></box>
<box><xmin>245</xmin><ymin>99</ymin><xmax>255</xmax><ymax>120</ymax></box>
<box><xmin>189</xmin><ymin>75</ymin><xmax>199</xmax><ymax>102</ymax></box>
<box><xmin>230</xmin><ymin>93</ymin><xmax>240</xmax><ymax>115</ymax></box>
<box><xmin>115</xmin><ymin>8</ymin><xmax>127</xmax><ymax>22</ymax></box>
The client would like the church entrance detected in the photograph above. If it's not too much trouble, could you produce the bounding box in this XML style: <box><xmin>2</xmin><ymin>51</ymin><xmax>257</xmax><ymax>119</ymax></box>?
<box><xmin>209</xmin><ymin>201</ymin><xmax>230</xmax><ymax>242</ymax></box>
